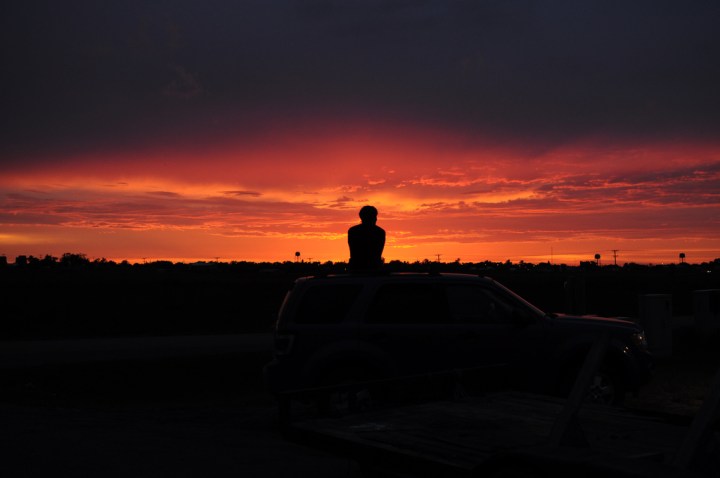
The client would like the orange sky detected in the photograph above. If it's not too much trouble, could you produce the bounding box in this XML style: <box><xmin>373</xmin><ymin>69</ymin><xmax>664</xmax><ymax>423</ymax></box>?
<box><xmin>3</xmin><ymin>3</ymin><xmax>719</xmax><ymax>266</ymax></box>
<box><xmin>2</xmin><ymin>120</ymin><xmax>719</xmax><ymax>265</ymax></box>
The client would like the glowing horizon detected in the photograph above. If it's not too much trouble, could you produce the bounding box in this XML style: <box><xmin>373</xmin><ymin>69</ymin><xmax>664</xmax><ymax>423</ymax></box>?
<box><xmin>2</xmin><ymin>120</ymin><xmax>718</xmax><ymax>266</ymax></box>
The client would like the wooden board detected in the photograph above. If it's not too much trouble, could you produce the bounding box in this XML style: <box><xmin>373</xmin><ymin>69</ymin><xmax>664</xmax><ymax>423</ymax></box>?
<box><xmin>285</xmin><ymin>392</ymin><xmax>711</xmax><ymax>477</ymax></box>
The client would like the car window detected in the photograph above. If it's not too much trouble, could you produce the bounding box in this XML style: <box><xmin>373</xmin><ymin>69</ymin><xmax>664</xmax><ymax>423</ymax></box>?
<box><xmin>295</xmin><ymin>284</ymin><xmax>363</xmax><ymax>324</ymax></box>
<box><xmin>446</xmin><ymin>284</ymin><xmax>515</xmax><ymax>324</ymax></box>
<box><xmin>366</xmin><ymin>283</ymin><xmax>450</xmax><ymax>324</ymax></box>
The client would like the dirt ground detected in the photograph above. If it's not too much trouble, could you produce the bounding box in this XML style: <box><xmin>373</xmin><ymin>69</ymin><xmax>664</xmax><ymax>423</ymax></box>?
<box><xmin>0</xmin><ymin>354</ymin><xmax>365</xmax><ymax>478</ymax></box>
<box><xmin>2</xmin><ymin>332</ymin><xmax>718</xmax><ymax>478</ymax></box>
<box><xmin>0</xmin><ymin>398</ymin><xmax>364</xmax><ymax>477</ymax></box>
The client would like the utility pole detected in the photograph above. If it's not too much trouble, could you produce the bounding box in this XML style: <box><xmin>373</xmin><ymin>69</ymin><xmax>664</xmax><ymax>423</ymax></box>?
<box><xmin>611</xmin><ymin>249</ymin><xmax>619</xmax><ymax>266</ymax></box>
<box><xmin>436</xmin><ymin>253</ymin><xmax>442</xmax><ymax>263</ymax></box>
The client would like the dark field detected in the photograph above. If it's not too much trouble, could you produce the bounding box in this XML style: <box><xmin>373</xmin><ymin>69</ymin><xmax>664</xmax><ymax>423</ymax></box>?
<box><xmin>2</xmin><ymin>260</ymin><xmax>718</xmax><ymax>340</ymax></box>
<box><xmin>2</xmin><ymin>325</ymin><xmax>719</xmax><ymax>477</ymax></box>
<box><xmin>2</xmin><ymin>261</ymin><xmax>719</xmax><ymax>477</ymax></box>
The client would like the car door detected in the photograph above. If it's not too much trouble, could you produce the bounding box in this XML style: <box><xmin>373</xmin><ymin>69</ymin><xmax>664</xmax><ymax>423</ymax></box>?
<box><xmin>360</xmin><ymin>281</ymin><xmax>456</xmax><ymax>376</ymax></box>
<box><xmin>444</xmin><ymin>282</ymin><xmax>546</xmax><ymax>388</ymax></box>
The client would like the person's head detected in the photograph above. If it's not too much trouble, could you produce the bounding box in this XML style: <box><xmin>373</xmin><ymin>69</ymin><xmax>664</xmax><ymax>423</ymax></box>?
<box><xmin>359</xmin><ymin>205</ymin><xmax>378</xmax><ymax>225</ymax></box>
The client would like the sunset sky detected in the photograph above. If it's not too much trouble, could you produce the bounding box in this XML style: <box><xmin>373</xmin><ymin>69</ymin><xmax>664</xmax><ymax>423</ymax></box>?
<box><xmin>2</xmin><ymin>1</ymin><xmax>719</xmax><ymax>265</ymax></box>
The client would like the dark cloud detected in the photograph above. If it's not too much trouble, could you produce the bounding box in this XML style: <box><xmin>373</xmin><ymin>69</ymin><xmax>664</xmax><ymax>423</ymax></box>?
<box><xmin>162</xmin><ymin>65</ymin><xmax>204</xmax><ymax>99</ymax></box>
<box><xmin>146</xmin><ymin>191</ymin><xmax>183</xmax><ymax>197</ymax></box>
<box><xmin>1</xmin><ymin>185</ymin><xmax>334</xmax><ymax>230</ymax></box>
<box><xmin>2</xmin><ymin>0</ymin><xmax>719</xmax><ymax>161</ymax></box>
<box><xmin>221</xmin><ymin>190</ymin><xmax>262</xmax><ymax>197</ymax></box>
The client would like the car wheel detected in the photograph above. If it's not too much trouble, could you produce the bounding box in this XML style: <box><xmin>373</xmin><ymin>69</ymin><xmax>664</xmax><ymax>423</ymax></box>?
<box><xmin>586</xmin><ymin>369</ymin><xmax>625</xmax><ymax>406</ymax></box>
<box><xmin>557</xmin><ymin>366</ymin><xmax>625</xmax><ymax>407</ymax></box>
<box><xmin>315</xmin><ymin>367</ymin><xmax>378</xmax><ymax>417</ymax></box>
<box><xmin>326</xmin><ymin>384</ymin><xmax>373</xmax><ymax>415</ymax></box>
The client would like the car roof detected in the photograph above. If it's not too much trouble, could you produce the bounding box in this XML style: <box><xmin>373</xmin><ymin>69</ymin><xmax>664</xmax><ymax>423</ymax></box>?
<box><xmin>294</xmin><ymin>272</ymin><xmax>494</xmax><ymax>285</ymax></box>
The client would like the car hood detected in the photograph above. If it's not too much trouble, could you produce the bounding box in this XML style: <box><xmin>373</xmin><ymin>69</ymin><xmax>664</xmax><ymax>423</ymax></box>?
<box><xmin>550</xmin><ymin>313</ymin><xmax>641</xmax><ymax>332</ymax></box>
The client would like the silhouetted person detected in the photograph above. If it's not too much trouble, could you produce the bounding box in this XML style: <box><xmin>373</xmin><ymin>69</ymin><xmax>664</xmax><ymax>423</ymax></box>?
<box><xmin>348</xmin><ymin>206</ymin><xmax>385</xmax><ymax>272</ymax></box>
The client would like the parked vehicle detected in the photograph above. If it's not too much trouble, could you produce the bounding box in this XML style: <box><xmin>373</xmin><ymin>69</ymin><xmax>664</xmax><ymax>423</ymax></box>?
<box><xmin>263</xmin><ymin>273</ymin><xmax>652</xmax><ymax>405</ymax></box>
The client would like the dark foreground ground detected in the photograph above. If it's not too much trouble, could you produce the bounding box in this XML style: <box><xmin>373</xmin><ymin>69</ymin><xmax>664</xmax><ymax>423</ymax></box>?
<box><xmin>2</xmin><ymin>328</ymin><xmax>719</xmax><ymax>478</ymax></box>
<box><xmin>2</xmin><ymin>263</ymin><xmax>718</xmax><ymax>476</ymax></box>
<box><xmin>1</xmin><ymin>351</ymin><xmax>367</xmax><ymax>478</ymax></box>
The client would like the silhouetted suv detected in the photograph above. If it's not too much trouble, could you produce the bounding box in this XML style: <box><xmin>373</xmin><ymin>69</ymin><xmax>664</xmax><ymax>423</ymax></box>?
<box><xmin>263</xmin><ymin>273</ymin><xmax>652</xmax><ymax>405</ymax></box>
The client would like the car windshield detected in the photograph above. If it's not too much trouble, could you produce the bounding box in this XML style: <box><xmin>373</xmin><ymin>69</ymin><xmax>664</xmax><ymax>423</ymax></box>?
<box><xmin>490</xmin><ymin>279</ymin><xmax>547</xmax><ymax>318</ymax></box>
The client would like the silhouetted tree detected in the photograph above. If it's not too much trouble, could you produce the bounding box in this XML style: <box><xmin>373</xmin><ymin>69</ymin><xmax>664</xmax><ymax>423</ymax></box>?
<box><xmin>60</xmin><ymin>253</ymin><xmax>90</xmax><ymax>267</ymax></box>
<box><xmin>679</xmin><ymin>252</ymin><xmax>686</xmax><ymax>264</ymax></box>
<box><xmin>41</xmin><ymin>254</ymin><xmax>58</xmax><ymax>266</ymax></box>
<box><xmin>92</xmin><ymin>257</ymin><xmax>116</xmax><ymax>267</ymax></box>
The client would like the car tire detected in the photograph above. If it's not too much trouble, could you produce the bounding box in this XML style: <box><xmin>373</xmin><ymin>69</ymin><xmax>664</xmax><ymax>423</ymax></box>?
<box><xmin>557</xmin><ymin>365</ymin><xmax>626</xmax><ymax>406</ymax></box>
<box><xmin>587</xmin><ymin>368</ymin><xmax>625</xmax><ymax>406</ymax></box>
<box><xmin>314</xmin><ymin>366</ymin><xmax>379</xmax><ymax>417</ymax></box>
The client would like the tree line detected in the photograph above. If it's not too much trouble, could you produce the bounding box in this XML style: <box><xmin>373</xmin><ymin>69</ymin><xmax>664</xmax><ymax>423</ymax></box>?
<box><xmin>1</xmin><ymin>252</ymin><xmax>719</xmax><ymax>273</ymax></box>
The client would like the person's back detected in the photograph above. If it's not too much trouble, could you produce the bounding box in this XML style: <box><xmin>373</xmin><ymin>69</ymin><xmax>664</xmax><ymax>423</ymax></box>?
<box><xmin>348</xmin><ymin>206</ymin><xmax>385</xmax><ymax>272</ymax></box>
